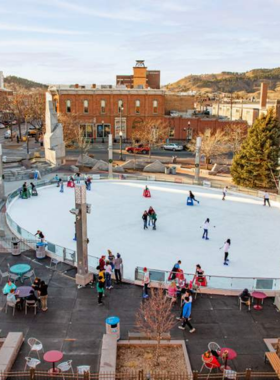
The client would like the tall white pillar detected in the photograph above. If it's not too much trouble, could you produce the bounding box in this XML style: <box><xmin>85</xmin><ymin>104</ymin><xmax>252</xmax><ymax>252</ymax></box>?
<box><xmin>0</xmin><ymin>144</ymin><xmax>5</xmax><ymax>200</ymax></box>
<box><xmin>194</xmin><ymin>137</ymin><xmax>201</xmax><ymax>184</ymax></box>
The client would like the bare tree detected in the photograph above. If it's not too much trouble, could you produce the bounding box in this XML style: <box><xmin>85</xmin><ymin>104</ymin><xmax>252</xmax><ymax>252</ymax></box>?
<box><xmin>58</xmin><ymin>113</ymin><xmax>91</xmax><ymax>165</ymax></box>
<box><xmin>224</xmin><ymin>123</ymin><xmax>247</xmax><ymax>155</ymax></box>
<box><xmin>25</xmin><ymin>91</ymin><xmax>45</xmax><ymax>132</ymax></box>
<box><xmin>132</xmin><ymin>118</ymin><xmax>169</xmax><ymax>159</ymax></box>
<box><xmin>188</xmin><ymin>129</ymin><xmax>230</xmax><ymax>169</ymax></box>
<box><xmin>135</xmin><ymin>286</ymin><xmax>176</xmax><ymax>366</ymax></box>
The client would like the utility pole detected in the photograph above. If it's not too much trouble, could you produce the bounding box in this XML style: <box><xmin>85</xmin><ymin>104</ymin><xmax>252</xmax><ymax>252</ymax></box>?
<box><xmin>194</xmin><ymin>137</ymin><xmax>201</xmax><ymax>184</ymax></box>
<box><xmin>0</xmin><ymin>144</ymin><xmax>4</xmax><ymax>200</ymax></box>
<box><xmin>74</xmin><ymin>185</ymin><xmax>92</xmax><ymax>287</ymax></box>
<box><xmin>108</xmin><ymin>133</ymin><xmax>113</xmax><ymax>179</ymax></box>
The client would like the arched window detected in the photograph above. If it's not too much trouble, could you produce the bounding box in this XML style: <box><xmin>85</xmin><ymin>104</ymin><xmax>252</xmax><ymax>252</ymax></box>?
<box><xmin>83</xmin><ymin>100</ymin><xmax>89</xmax><ymax>113</ymax></box>
<box><xmin>118</xmin><ymin>100</ymin><xmax>124</xmax><ymax>113</ymax></box>
<box><xmin>153</xmin><ymin>100</ymin><xmax>158</xmax><ymax>114</ymax></box>
<box><xmin>135</xmin><ymin>100</ymin><xmax>140</xmax><ymax>114</ymax></box>
<box><xmin>66</xmin><ymin>100</ymin><xmax>71</xmax><ymax>113</ymax></box>
<box><xmin>101</xmin><ymin>100</ymin><xmax>106</xmax><ymax>114</ymax></box>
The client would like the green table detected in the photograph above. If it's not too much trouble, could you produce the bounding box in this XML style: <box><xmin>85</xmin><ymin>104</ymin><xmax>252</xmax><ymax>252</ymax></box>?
<box><xmin>10</xmin><ymin>264</ymin><xmax>31</xmax><ymax>283</ymax></box>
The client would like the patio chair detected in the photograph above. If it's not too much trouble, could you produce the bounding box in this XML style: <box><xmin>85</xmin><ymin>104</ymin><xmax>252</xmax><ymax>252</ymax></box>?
<box><xmin>0</xmin><ymin>269</ymin><xmax>9</xmax><ymax>284</ymax></box>
<box><xmin>25</xmin><ymin>300</ymin><xmax>38</xmax><ymax>315</ymax></box>
<box><xmin>200</xmin><ymin>355</ymin><xmax>221</xmax><ymax>380</ymax></box>
<box><xmin>8</xmin><ymin>272</ymin><xmax>20</xmax><ymax>282</ymax></box>
<box><xmin>27</xmin><ymin>338</ymin><xmax>44</xmax><ymax>359</ymax></box>
<box><xmin>50</xmin><ymin>257</ymin><xmax>61</xmax><ymax>271</ymax></box>
<box><xmin>77</xmin><ymin>365</ymin><xmax>90</xmax><ymax>375</ymax></box>
<box><xmin>5</xmin><ymin>301</ymin><xmax>17</xmax><ymax>316</ymax></box>
<box><xmin>208</xmin><ymin>342</ymin><xmax>221</xmax><ymax>354</ymax></box>
<box><xmin>239</xmin><ymin>297</ymin><xmax>251</xmax><ymax>311</ymax></box>
<box><xmin>24</xmin><ymin>270</ymin><xmax>36</xmax><ymax>284</ymax></box>
<box><xmin>24</xmin><ymin>357</ymin><xmax>41</xmax><ymax>370</ymax></box>
<box><xmin>57</xmin><ymin>360</ymin><xmax>74</xmax><ymax>379</ymax></box>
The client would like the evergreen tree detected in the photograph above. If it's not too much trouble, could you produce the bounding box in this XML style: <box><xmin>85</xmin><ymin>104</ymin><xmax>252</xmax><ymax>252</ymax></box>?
<box><xmin>231</xmin><ymin>109</ymin><xmax>280</xmax><ymax>189</ymax></box>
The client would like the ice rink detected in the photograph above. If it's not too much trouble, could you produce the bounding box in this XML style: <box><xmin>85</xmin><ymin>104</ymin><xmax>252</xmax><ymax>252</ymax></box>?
<box><xmin>7</xmin><ymin>180</ymin><xmax>280</xmax><ymax>280</ymax></box>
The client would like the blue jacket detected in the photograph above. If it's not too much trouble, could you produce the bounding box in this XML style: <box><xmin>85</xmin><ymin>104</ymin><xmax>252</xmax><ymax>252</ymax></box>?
<box><xmin>182</xmin><ymin>301</ymin><xmax>192</xmax><ymax>319</ymax></box>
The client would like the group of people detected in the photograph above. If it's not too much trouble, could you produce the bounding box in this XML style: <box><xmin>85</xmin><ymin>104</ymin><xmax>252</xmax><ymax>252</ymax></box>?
<box><xmin>142</xmin><ymin>206</ymin><xmax>157</xmax><ymax>230</ymax></box>
<box><xmin>20</xmin><ymin>182</ymin><xmax>38</xmax><ymax>199</ymax></box>
<box><xmin>3</xmin><ymin>277</ymin><xmax>48</xmax><ymax>312</ymax></box>
<box><xmin>96</xmin><ymin>250</ymin><xmax>123</xmax><ymax>305</ymax></box>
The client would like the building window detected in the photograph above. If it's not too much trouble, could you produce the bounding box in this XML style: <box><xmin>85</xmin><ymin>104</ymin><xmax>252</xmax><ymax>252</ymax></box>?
<box><xmin>83</xmin><ymin>100</ymin><xmax>89</xmax><ymax>113</ymax></box>
<box><xmin>101</xmin><ymin>100</ymin><xmax>106</xmax><ymax>114</ymax></box>
<box><xmin>66</xmin><ymin>100</ymin><xmax>71</xmax><ymax>113</ymax></box>
<box><xmin>135</xmin><ymin>100</ymin><xmax>140</xmax><ymax>114</ymax></box>
<box><xmin>169</xmin><ymin>127</ymin><xmax>175</xmax><ymax>137</ymax></box>
<box><xmin>80</xmin><ymin>124</ymin><xmax>93</xmax><ymax>138</ymax></box>
<box><xmin>153</xmin><ymin>100</ymin><xmax>158</xmax><ymax>114</ymax></box>
<box><xmin>205</xmin><ymin>128</ymin><xmax>211</xmax><ymax>138</ymax></box>
<box><xmin>187</xmin><ymin>128</ymin><xmax>193</xmax><ymax>140</ymax></box>
<box><xmin>118</xmin><ymin>100</ymin><xmax>124</xmax><ymax>113</ymax></box>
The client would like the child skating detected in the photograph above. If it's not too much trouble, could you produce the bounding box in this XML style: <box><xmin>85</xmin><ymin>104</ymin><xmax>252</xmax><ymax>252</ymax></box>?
<box><xmin>189</xmin><ymin>191</ymin><xmax>200</xmax><ymax>204</ymax></box>
<box><xmin>222</xmin><ymin>186</ymin><xmax>228</xmax><ymax>200</ymax></box>
<box><xmin>220</xmin><ymin>238</ymin><xmax>231</xmax><ymax>265</ymax></box>
<box><xmin>202</xmin><ymin>218</ymin><xmax>210</xmax><ymax>240</ymax></box>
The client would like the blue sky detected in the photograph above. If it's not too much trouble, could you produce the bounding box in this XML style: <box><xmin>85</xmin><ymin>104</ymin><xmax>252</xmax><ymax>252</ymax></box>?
<box><xmin>0</xmin><ymin>0</ymin><xmax>280</xmax><ymax>85</ymax></box>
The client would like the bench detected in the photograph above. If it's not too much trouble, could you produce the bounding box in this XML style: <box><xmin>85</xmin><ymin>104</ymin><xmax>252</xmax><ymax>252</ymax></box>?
<box><xmin>265</xmin><ymin>352</ymin><xmax>280</xmax><ymax>377</ymax></box>
<box><xmin>0</xmin><ymin>332</ymin><xmax>24</xmax><ymax>379</ymax></box>
<box><xmin>128</xmin><ymin>332</ymin><xmax>171</xmax><ymax>341</ymax></box>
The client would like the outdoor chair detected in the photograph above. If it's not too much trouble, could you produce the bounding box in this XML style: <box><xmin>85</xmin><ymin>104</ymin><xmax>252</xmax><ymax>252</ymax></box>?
<box><xmin>57</xmin><ymin>360</ymin><xmax>74</xmax><ymax>379</ymax></box>
<box><xmin>223</xmin><ymin>369</ymin><xmax>237</xmax><ymax>379</ymax></box>
<box><xmin>24</xmin><ymin>270</ymin><xmax>36</xmax><ymax>284</ymax></box>
<box><xmin>208</xmin><ymin>342</ymin><xmax>221</xmax><ymax>354</ymax></box>
<box><xmin>27</xmin><ymin>338</ymin><xmax>44</xmax><ymax>359</ymax></box>
<box><xmin>77</xmin><ymin>365</ymin><xmax>90</xmax><ymax>375</ymax></box>
<box><xmin>5</xmin><ymin>301</ymin><xmax>17</xmax><ymax>316</ymax></box>
<box><xmin>8</xmin><ymin>273</ymin><xmax>20</xmax><ymax>282</ymax></box>
<box><xmin>25</xmin><ymin>300</ymin><xmax>38</xmax><ymax>315</ymax></box>
<box><xmin>238</xmin><ymin>297</ymin><xmax>251</xmax><ymax>311</ymax></box>
<box><xmin>200</xmin><ymin>355</ymin><xmax>221</xmax><ymax>380</ymax></box>
<box><xmin>50</xmin><ymin>257</ymin><xmax>61</xmax><ymax>271</ymax></box>
<box><xmin>0</xmin><ymin>269</ymin><xmax>9</xmax><ymax>284</ymax></box>
<box><xmin>24</xmin><ymin>357</ymin><xmax>41</xmax><ymax>370</ymax></box>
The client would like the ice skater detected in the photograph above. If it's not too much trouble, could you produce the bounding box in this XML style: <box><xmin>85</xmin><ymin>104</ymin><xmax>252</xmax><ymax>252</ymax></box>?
<box><xmin>60</xmin><ymin>181</ymin><xmax>64</xmax><ymax>193</ymax></box>
<box><xmin>189</xmin><ymin>191</ymin><xmax>199</xmax><ymax>204</ymax></box>
<box><xmin>151</xmin><ymin>210</ymin><xmax>157</xmax><ymax>230</ymax></box>
<box><xmin>220</xmin><ymin>239</ymin><xmax>231</xmax><ymax>265</ymax></box>
<box><xmin>263</xmin><ymin>192</ymin><xmax>271</xmax><ymax>207</ymax></box>
<box><xmin>222</xmin><ymin>186</ymin><xmax>228</xmax><ymax>201</ymax></box>
<box><xmin>54</xmin><ymin>174</ymin><xmax>60</xmax><ymax>187</ymax></box>
<box><xmin>148</xmin><ymin>206</ymin><xmax>155</xmax><ymax>226</ymax></box>
<box><xmin>202</xmin><ymin>218</ymin><xmax>210</xmax><ymax>240</ymax></box>
<box><xmin>142</xmin><ymin>210</ymin><xmax>148</xmax><ymax>230</ymax></box>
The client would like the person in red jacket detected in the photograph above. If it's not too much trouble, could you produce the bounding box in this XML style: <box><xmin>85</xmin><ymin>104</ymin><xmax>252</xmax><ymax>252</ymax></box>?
<box><xmin>99</xmin><ymin>255</ymin><xmax>106</xmax><ymax>271</ymax></box>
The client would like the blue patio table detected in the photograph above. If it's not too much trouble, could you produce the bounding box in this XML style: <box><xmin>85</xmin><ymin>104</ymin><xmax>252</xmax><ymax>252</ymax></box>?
<box><xmin>10</xmin><ymin>264</ymin><xmax>31</xmax><ymax>284</ymax></box>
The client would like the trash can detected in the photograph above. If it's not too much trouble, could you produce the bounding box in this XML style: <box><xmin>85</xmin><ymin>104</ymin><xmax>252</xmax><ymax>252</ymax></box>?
<box><xmin>105</xmin><ymin>316</ymin><xmax>120</xmax><ymax>340</ymax></box>
<box><xmin>165</xmin><ymin>167</ymin><xmax>170</xmax><ymax>174</ymax></box>
<box><xmin>36</xmin><ymin>242</ymin><xmax>46</xmax><ymax>259</ymax></box>
<box><xmin>171</xmin><ymin>166</ymin><xmax>177</xmax><ymax>174</ymax></box>
<box><xmin>11</xmin><ymin>240</ymin><xmax>20</xmax><ymax>256</ymax></box>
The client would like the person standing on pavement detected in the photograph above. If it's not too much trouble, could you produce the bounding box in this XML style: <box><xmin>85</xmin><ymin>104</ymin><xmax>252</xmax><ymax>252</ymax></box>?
<box><xmin>97</xmin><ymin>276</ymin><xmax>105</xmax><ymax>306</ymax></box>
<box><xmin>39</xmin><ymin>281</ymin><xmax>48</xmax><ymax>311</ymax></box>
<box><xmin>105</xmin><ymin>260</ymin><xmax>113</xmax><ymax>290</ymax></box>
<box><xmin>114</xmin><ymin>253</ymin><xmax>123</xmax><ymax>284</ymax></box>
<box><xmin>178</xmin><ymin>297</ymin><xmax>195</xmax><ymax>333</ymax></box>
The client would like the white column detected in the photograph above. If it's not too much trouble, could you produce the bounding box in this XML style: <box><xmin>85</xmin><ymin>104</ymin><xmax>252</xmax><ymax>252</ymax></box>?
<box><xmin>108</xmin><ymin>133</ymin><xmax>113</xmax><ymax>179</ymax></box>
<box><xmin>0</xmin><ymin>144</ymin><xmax>4</xmax><ymax>200</ymax></box>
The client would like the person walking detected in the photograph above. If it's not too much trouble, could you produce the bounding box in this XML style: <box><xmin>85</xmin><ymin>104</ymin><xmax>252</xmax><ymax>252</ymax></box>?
<box><xmin>97</xmin><ymin>276</ymin><xmax>105</xmax><ymax>306</ymax></box>
<box><xmin>178</xmin><ymin>297</ymin><xmax>195</xmax><ymax>333</ymax></box>
<box><xmin>54</xmin><ymin>174</ymin><xmax>60</xmax><ymax>187</ymax></box>
<box><xmin>169</xmin><ymin>260</ymin><xmax>182</xmax><ymax>281</ymax></box>
<box><xmin>151</xmin><ymin>211</ymin><xmax>157</xmax><ymax>230</ymax></box>
<box><xmin>60</xmin><ymin>181</ymin><xmax>64</xmax><ymax>193</ymax></box>
<box><xmin>105</xmin><ymin>260</ymin><xmax>113</xmax><ymax>290</ymax></box>
<box><xmin>39</xmin><ymin>281</ymin><xmax>48</xmax><ymax>311</ymax></box>
<box><xmin>202</xmin><ymin>218</ymin><xmax>210</xmax><ymax>240</ymax></box>
<box><xmin>142</xmin><ymin>211</ymin><xmax>148</xmax><ymax>230</ymax></box>
<box><xmin>114</xmin><ymin>253</ymin><xmax>123</xmax><ymax>284</ymax></box>
<box><xmin>264</xmin><ymin>192</ymin><xmax>271</xmax><ymax>207</ymax></box>
<box><xmin>143</xmin><ymin>267</ymin><xmax>150</xmax><ymax>298</ymax></box>
<box><xmin>221</xmin><ymin>239</ymin><xmax>231</xmax><ymax>265</ymax></box>
<box><xmin>222</xmin><ymin>186</ymin><xmax>228</xmax><ymax>201</ymax></box>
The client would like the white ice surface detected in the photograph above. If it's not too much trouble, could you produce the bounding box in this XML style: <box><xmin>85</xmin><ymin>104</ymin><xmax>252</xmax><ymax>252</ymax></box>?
<box><xmin>7</xmin><ymin>181</ymin><xmax>280</xmax><ymax>280</ymax></box>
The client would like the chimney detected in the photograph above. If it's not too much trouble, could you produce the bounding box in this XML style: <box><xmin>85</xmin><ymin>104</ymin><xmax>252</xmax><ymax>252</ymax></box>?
<box><xmin>260</xmin><ymin>82</ymin><xmax>268</xmax><ymax>108</ymax></box>
<box><xmin>91</xmin><ymin>84</ymin><xmax>96</xmax><ymax>89</ymax></box>
<box><xmin>74</xmin><ymin>84</ymin><xmax>79</xmax><ymax>89</ymax></box>
<box><xmin>0</xmin><ymin>71</ymin><xmax>4</xmax><ymax>89</ymax></box>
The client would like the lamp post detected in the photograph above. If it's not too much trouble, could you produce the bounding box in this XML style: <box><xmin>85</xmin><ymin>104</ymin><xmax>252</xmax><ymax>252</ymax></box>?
<box><xmin>194</xmin><ymin>136</ymin><xmax>202</xmax><ymax>183</ymax></box>
<box><xmin>119</xmin><ymin>130</ymin><xmax>123</xmax><ymax>161</ymax></box>
<box><xmin>119</xmin><ymin>105</ymin><xmax>124</xmax><ymax>137</ymax></box>
<box><xmin>102</xmin><ymin>120</ymin><xmax>104</xmax><ymax>143</ymax></box>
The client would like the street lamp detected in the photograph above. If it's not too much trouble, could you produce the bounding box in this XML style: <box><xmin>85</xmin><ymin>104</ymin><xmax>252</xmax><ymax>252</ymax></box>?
<box><xmin>119</xmin><ymin>130</ymin><xmax>123</xmax><ymax>161</ymax></box>
<box><xmin>102</xmin><ymin>120</ymin><xmax>104</xmax><ymax>143</ymax></box>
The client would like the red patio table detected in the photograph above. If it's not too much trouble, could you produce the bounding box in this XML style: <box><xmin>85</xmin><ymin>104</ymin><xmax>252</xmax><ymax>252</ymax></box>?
<box><xmin>43</xmin><ymin>350</ymin><xmax>63</xmax><ymax>374</ymax></box>
<box><xmin>220</xmin><ymin>348</ymin><xmax>237</xmax><ymax>370</ymax></box>
<box><xmin>252</xmin><ymin>291</ymin><xmax>267</xmax><ymax>310</ymax></box>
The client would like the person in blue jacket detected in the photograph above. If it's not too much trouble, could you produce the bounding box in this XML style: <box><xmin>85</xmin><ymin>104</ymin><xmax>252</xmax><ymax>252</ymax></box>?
<box><xmin>178</xmin><ymin>297</ymin><xmax>196</xmax><ymax>333</ymax></box>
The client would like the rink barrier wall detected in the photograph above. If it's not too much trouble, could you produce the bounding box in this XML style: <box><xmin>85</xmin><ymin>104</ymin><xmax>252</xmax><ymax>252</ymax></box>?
<box><xmin>5</xmin><ymin>174</ymin><xmax>280</xmax><ymax>294</ymax></box>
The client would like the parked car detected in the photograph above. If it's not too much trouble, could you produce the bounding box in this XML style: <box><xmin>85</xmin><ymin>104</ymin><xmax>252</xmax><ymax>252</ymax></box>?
<box><xmin>125</xmin><ymin>144</ymin><xmax>150</xmax><ymax>154</ymax></box>
<box><xmin>0</xmin><ymin>123</ymin><xmax>5</xmax><ymax>129</ymax></box>
<box><xmin>4</xmin><ymin>130</ymin><xmax>15</xmax><ymax>139</ymax></box>
<box><xmin>28</xmin><ymin>126</ymin><xmax>39</xmax><ymax>136</ymax></box>
<box><xmin>163</xmin><ymin>143</ymin><xmax>184</xmax><ymax>151</ymax></box>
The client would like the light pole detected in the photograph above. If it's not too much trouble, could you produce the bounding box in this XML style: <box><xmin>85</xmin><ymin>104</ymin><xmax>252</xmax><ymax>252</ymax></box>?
<box><xmin>194</xmin><ymin>136</ymin><xmax>202</xmax><ymax>183</ymax></box>
<box><xmin>102</xmin><ymin>120</ymin><xmax>104</xmax><ymax>143</ymax></box>
<box><xmin>119</xmin><ymin>130</ymin><xmax>123</xmax><ymax>161</ymax></box>
<box><xmin>0</xmin><ymin>144</ymin><xmax>4</xmax><ymax>200</ymax></box>
<box><xmin>119</xmin><ymin>105</ymin><xmax>124</xmax><ymax>137</ymax></box>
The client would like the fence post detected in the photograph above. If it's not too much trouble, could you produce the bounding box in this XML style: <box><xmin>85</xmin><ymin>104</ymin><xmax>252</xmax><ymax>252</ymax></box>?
<box><xmin>245</xmin><ymin>368</ymin><xmax>252</xmax><ymax>380</ymax></box>
<box><xmin>30</xmin><ymin>368</ymin><xmax>35</xmax><ymax>380</ymax></box>
<box><xmin>83</xmin><ymin>370</ymin><xmax>90</xmax><ymax>380</ymax></box>
<box><xmin>138</xmin><ymin>369</ymin><xmax>144</xmax><ymax>380</ymax></box>
<box><xmin>192</xmin><ymin>370</ymin><xmax>198</xmax><ymax>380</ymax></box>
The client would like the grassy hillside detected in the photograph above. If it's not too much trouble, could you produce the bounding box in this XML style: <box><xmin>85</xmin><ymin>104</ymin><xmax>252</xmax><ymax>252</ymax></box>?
<box><xmin>4</xmin><ymin>76</ymin><xmax>47</xmax><ymax>91</ymax></box>
<box><xmin>166</xmin><ymin>68</ymin><xmax>280</xmax><ymax>98</ymax></box>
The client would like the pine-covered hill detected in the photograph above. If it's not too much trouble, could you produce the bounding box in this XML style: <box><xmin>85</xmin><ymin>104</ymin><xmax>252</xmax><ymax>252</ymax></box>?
<box><xmin>4</xmin><ymin>76</ymin><xmax>47</xmax><ymax>91</ymax></box>
<box><xmin>165</xmin><ymin>67</ymin><xmax>280</xmax><ymax>98</ymax></box>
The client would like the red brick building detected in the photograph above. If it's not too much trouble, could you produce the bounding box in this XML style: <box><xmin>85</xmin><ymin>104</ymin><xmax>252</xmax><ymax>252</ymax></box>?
<box><xmin>116</xmin><ymin>60</ymin><xmax>160</xmax><ymax>89</ymax></box>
